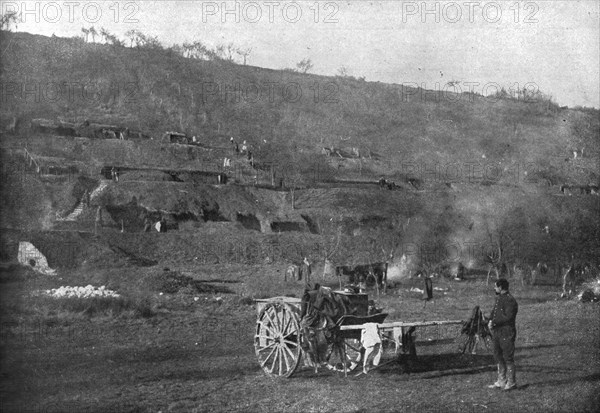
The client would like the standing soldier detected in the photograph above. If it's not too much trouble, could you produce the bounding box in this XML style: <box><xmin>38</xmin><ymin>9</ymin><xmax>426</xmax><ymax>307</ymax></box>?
<box><xmin>83</xmin><ymin>189</ymin><xmax>90</xmax><ymax>207</ymax></box>
<box><xmin>302</xmin><ymin>257</ymin><xmax>312</xmax><ymax>288</ymax></box>
<box><xmin>486</xmin><ymin>279</ymin><xmax>519</xmax><ymax>391</ymax></box>
<box><xmin>94</xmin><ymin>206</ymin><xmax>103</xmax><ymax>235</ymax></box>
<box><xmin>358</xmin><ymin>275</ymin><xmax>367</xmax><ymax>294</ymax></box>
<box><xmin>456</xmin><ymin>262</ymin><xmax>466</xmax><ymax>281</ymax></box>
<box><xmin>143</xmin><ymin>216</ymin><xmax>152</xmax><ymax>232</ymax></box>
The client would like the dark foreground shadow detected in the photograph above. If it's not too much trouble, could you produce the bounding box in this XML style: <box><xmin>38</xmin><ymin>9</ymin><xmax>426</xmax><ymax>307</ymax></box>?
<box><xmin>375</xmin><ymin>353</ymin><xmax>496</xmax><ymax>377</ymax></box>
<box><xmin>525</xmin><ymin>372</ymin><xmax>600</xmax><ymax>388</ymax></box>
<box><xmin>110</xmin><ymin>245</ymin><xmax>158</xmax><ymax>267</ymax></box>
<box><xmin>516</xmin><ymin>343</ymin><xmax>571</xmax><ymax>351</ymax></box>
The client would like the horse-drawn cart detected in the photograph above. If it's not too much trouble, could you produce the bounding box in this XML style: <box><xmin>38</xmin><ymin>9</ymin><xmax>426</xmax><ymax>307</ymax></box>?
<box><xmin>254</xmin><ymin>289</ymin><xmax>473</xmax><ymax>378</ymax></box>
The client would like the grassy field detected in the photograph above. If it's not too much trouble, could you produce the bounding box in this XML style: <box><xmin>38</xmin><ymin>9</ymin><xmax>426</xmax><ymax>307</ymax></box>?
<box><xmin>1</xmin><ymin>264</ymin><xmax>598</xmax><ymax>413</ymax></box>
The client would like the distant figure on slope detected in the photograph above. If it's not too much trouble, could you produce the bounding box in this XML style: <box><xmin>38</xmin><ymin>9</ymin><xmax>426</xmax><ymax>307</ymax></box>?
<box><xmin>95</xmin><ymin>206</ymin><xmax>103</xmax><ymax>235</ymax></box>
<box><xmin>358</xmin><ymin>275</ymin><xmax>367</xmax><ymax>294</ymax></box>
<box><xmin>230</xmin><ymin>137</ymin><xmax>239</xmax><ymax>154</ymax></box>
<box><xmin>456</xmin><ymin>262</ymin><xmax>466</xmax><ymax>281</ymax></box>
<box><xmin>301</xmin><ymin>257</ymin><xmax>312</xmax><ymax>288</ymax></box>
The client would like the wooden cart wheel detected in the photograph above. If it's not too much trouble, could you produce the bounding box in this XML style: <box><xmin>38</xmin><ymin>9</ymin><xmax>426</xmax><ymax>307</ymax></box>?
<box><xmin>254</xmin><ymin>302</ymin><xmax>302</xmax><ymax>377</ymax></box>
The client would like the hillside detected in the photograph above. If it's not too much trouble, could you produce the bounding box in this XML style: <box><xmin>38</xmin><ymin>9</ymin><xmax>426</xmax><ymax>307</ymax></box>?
<box><xmin>2</xmin><ymin>32</ymin><xmax>599</xmax><ymax>179</ymax></box>
<box><xmin>1</xmin><ymin>31</ymin><xmax>599</xmax><ymax>273</ymax></box>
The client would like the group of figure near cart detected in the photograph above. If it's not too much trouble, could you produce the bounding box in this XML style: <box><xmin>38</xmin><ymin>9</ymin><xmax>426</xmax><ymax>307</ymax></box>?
<box><xmin>254</xmin><ymin>282</ymin><xmax>467</xmax><ymax>378</ymax></box>
<box><xmin>255</xmin><ymin>278</ymin><xmax>518</xmax><ymax>393</ymax></box>
<box><xmin>255</xmin><ymin>285</ymin><xmax>392</xmax><ymax>378</ymax></box>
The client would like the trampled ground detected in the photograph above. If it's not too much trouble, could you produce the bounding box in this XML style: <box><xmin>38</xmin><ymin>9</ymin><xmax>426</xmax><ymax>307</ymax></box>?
<box><xmin>1</xmin><ymin>265</ymin><xmax>598</xmax><ymax>413</ymax></box>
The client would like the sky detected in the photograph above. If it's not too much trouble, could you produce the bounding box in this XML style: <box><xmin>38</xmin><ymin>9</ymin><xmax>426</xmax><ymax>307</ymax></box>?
<box><xmin>2</xmin><ymin>0</ymin><xmax>599</xmax><ymax>108</ymax></box>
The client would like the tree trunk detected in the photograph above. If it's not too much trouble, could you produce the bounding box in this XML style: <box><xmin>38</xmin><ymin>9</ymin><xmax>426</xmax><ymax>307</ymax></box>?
<box><xmin>270</xmin><ymin>165</ymin><xmax>274</xmax><ymax>187</ymax></box>
<box><xmin>561</xmin><ymin>265</ymin><xmax>573</xmax><ymax>297</ymax></box>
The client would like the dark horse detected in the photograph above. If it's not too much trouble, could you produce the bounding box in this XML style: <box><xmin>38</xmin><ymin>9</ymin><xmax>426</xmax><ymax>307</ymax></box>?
<box><xmin>299</xmin><ymin>285</ymin><xmax>348</xmax><ymax>370</ymax></box>
<box><xmin>299</xmin><ymin>284</ymin><xmax>387</xmax><ymax>372</ymax></box>
<box><xmin>336</xmin><ymin>262</ymin><xmax>388</xmax><ymax>294</ymax></box>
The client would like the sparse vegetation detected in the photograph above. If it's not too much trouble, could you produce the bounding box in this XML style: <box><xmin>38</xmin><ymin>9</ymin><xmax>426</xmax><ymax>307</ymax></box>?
<box><xmin>0</xmin><ymin>11</ymin><xmax>19</xmax><ymax>31</ymax></box>
<box><xmin>295</xmin><ymin>58</ymin><xmax>313</xmax><ymax>73</ymax></box>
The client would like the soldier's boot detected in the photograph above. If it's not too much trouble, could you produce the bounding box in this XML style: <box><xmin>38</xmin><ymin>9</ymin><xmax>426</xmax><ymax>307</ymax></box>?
<box><xmin>488</xmin><ymin>364</ymin><xmax>507</xmax><ymax>389</ymax></box>
<box><xmin>504</xmin><ymin>363</ymin><xmax>517</xmax><ymax>391</ymax></box>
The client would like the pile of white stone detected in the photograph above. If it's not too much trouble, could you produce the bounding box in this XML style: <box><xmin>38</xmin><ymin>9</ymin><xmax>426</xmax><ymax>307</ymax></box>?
<box><xmin>37</xmin><ymin>285</ymin><xmax>120</xmax><ymax>298</ymax></box>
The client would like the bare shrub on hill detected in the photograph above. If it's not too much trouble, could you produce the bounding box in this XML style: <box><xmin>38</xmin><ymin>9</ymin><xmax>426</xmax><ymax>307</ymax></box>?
<box><xmin>493</xmin><ymin>86</ymin><xmax>560</xmax><ymax>117</ymax></box>
<box><xmin>296</xmin><ymin>58</ymin><xmax>314</xmax><ymax>74</ymax></box>
<box><xmin>0</xmin><ymin>11</ymin><xmax>19</xmax><ymax>31</ymax></box>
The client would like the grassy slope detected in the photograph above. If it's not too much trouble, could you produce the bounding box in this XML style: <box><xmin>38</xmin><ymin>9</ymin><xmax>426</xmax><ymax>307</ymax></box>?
<box><xmin>1</xmin><ymin>31</ymin><xmax>598</xmax><ymax>179</ymax></box>
<box><xmin>1</xmin><ymin>31</ymin><xmax>599</xmax><ymax>266</ymax></box>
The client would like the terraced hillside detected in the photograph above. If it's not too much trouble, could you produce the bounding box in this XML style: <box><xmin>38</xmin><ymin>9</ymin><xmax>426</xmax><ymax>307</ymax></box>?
<box><xmin>0</xmin><ymin>31</ymin><xmax>599</xmax><ymax>273</ymax></box>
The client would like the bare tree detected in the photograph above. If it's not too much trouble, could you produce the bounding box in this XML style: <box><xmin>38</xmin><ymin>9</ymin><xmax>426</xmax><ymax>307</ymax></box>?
<box><xmin>89</xmin><ymin>26</ymin><xmax>97</xmax><ymax>43</ymax></box>
<box><xmin>296</xmin><ymin>58</ymin><xmax>313</xmax><ymax>74</ymax></box>
<box><xmin>124</xmin><ymin>30</ymin><xmax>160</xmax><ymax>49</ymax></box>
<box><xmin>143</xmin><ymin>34</ymin><xmax>162</xmax><ymax>49</ymax></box>
<box><xmin>125</xmin><ymin>29</ymin><xmax>136</xmax><ymax>47</ymax></box>
<box><xmin>0</xmin><ymin>11</ymin><xmax>19</xmax><ymax>31</ymax></box>
<box><xmin>214</xmin><ymin>44</ymin><xmax>225</xmax><ymax>59</ymax></box>
<box><xmin>214</xmin><ymin>42</ymin><xmax>238</xmax><ymax>62</ymax></box>
<box><xmin>283</xmin><ymin>150</ymin><xmax>309</xmax><ymax>209</ymax></box>
<box><xmin>484</xmin><ymin>224</ymin><xmax>516</xmax><ymax>285</ymax></box>
<box><xmin>182</xmin><ymin>42</ymin><xmax>193</xmax><ymax>58</ymax></box>
<box><xmin>100</xmin><ymin>27</ymin><xmax>109</xmax><ymax>43</ymax></box>
<box><xmin>225</xmin><ymin>43</ymin><xmax>238</xmax><ymax>61</ymax></box>
<box><xmin>170</xmin><ymin>44</ymin><xmax>184</xmax><ymax>56</ymax></box>
<box><xmin>193</xmin><ymin>41</ymin><xmax>212</xmax><ymax>60</ymax></box>
<box><xmin>337</xmin><ymin>65</ymin><xmax>349</xmax><ymax>77</ymax></box>
<box><xmin>236</xmin><ymin>47</ymin><xmax>252</xmax><ymax>65</ymax></box>
<box><xmin>81</xmin><ymin>27</ymin><xmax>90</xmax><ymax>42</ymax></box>
<box><xmin>182</xmin><ymin>40</ymin><xmax>214</xmax><ymax>60</ymax></box>
<box><xmin>321</xmin><ymin>221</ymin><xmax>343</xmax><ymax>285</ymax></box>
<box><xmin>133</xmin><ymin>30</ymin><xmax>147</xmax><ymax>47</ymax></box>
<box><xmin>108</xmin><ymin>34</ymin><xmax>124</xmax><ymax>47</ymax></box>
